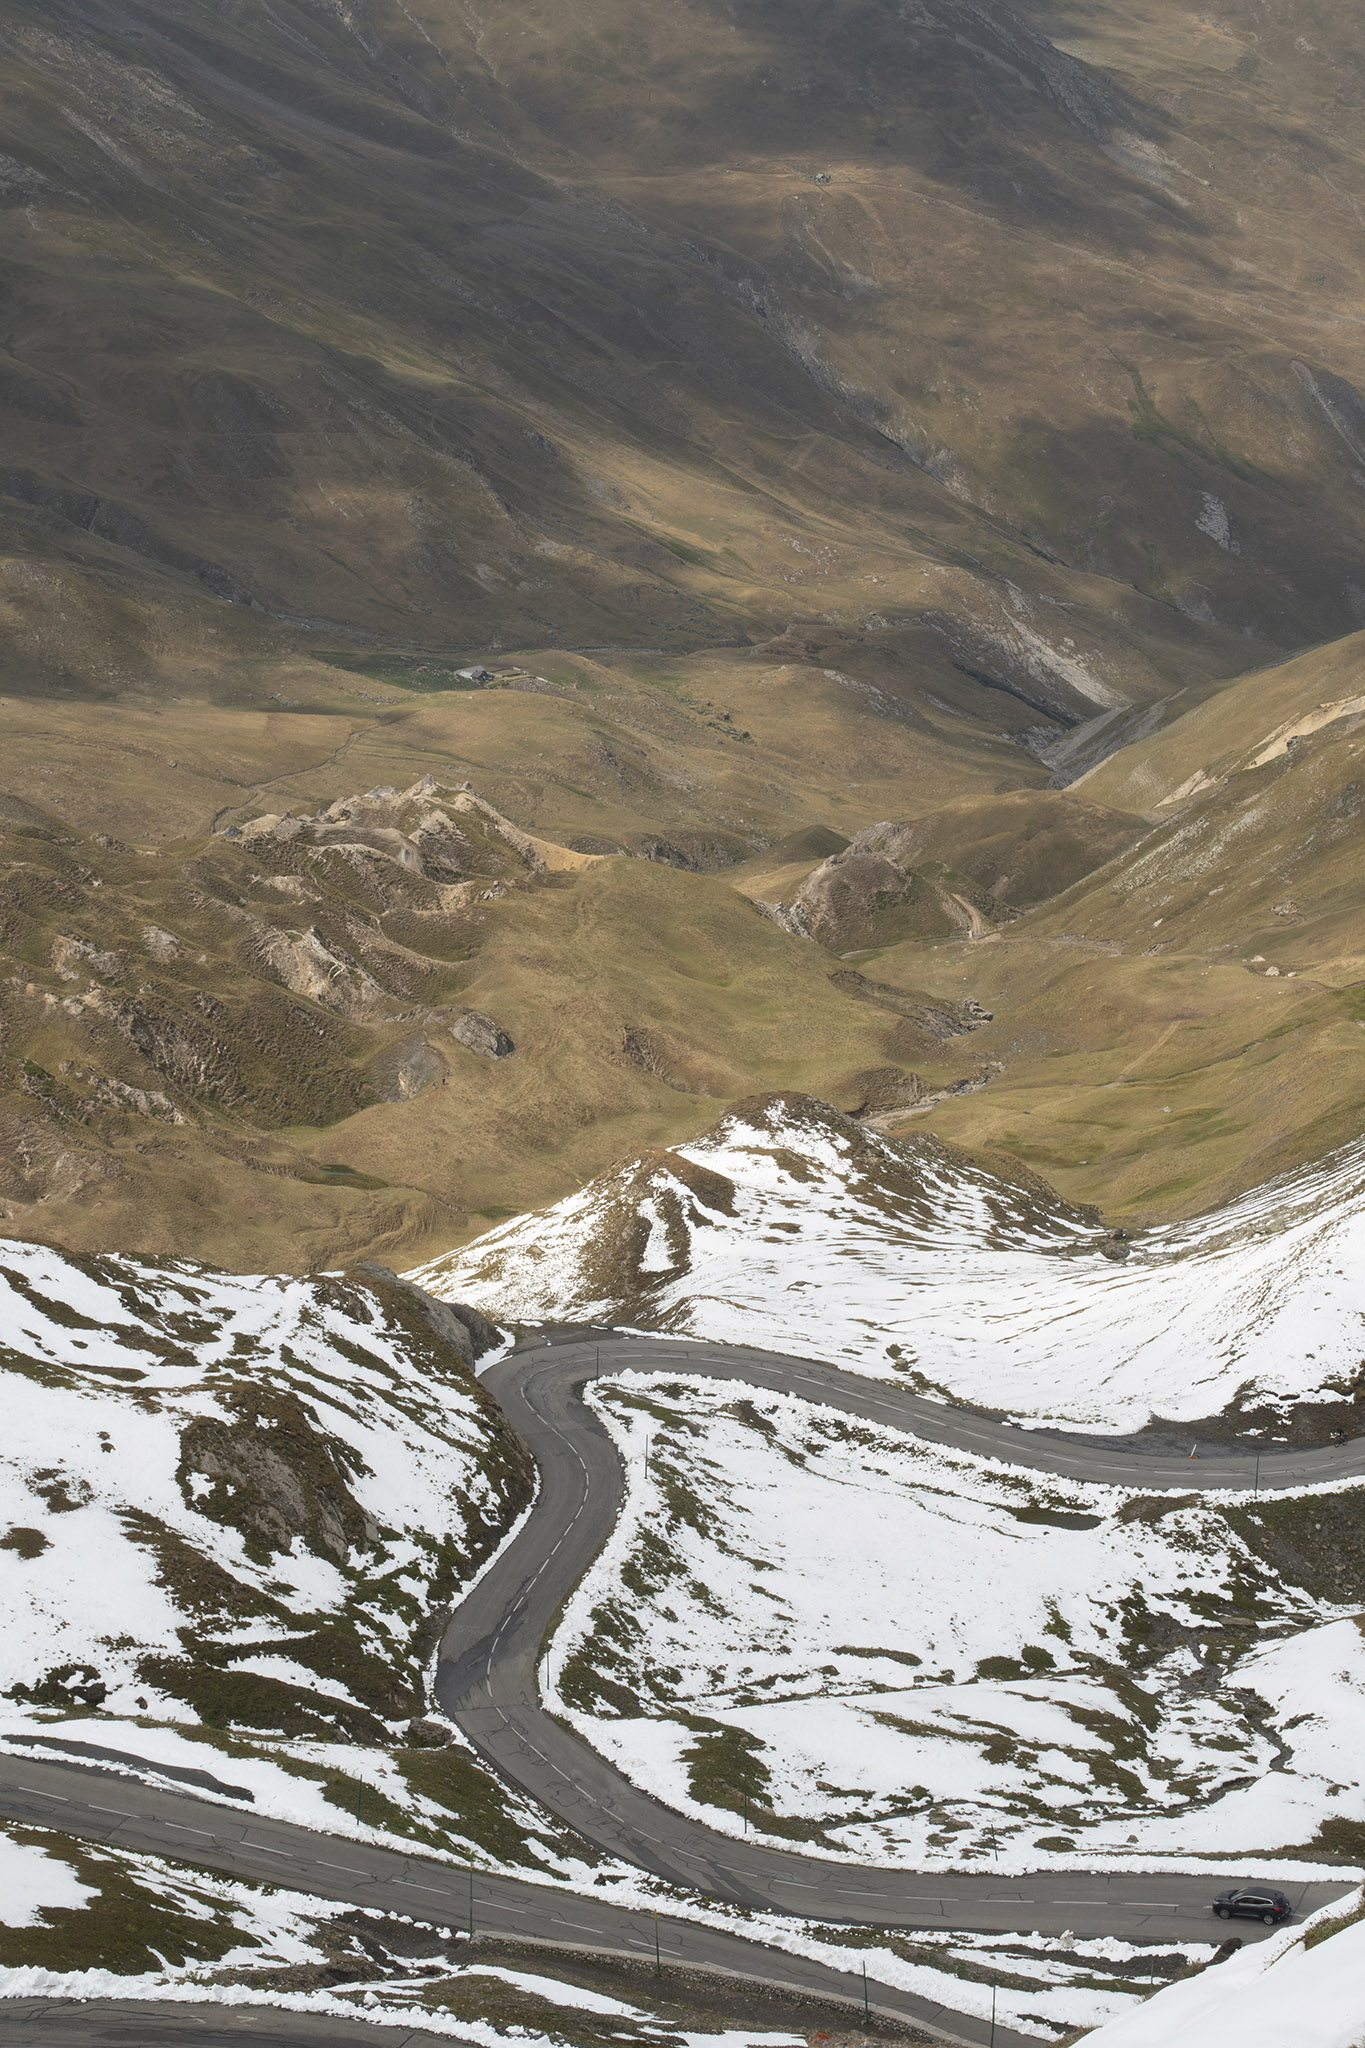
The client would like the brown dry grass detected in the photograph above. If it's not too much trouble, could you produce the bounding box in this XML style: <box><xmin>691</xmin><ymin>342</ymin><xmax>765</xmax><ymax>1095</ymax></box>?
<box><xmin>3</xmin><ymin>0</ymin><xmax>1365</xmax><ymax>1265</ymax></box>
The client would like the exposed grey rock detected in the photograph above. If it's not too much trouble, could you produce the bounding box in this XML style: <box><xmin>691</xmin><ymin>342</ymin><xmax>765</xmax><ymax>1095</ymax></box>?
<box><xmin>369</xmin><ymin>1037</ymin><xmax>448</xmax><ymax>1102</ymax></box>
<box><xmin>52</xmin><ymin>933</ymin><xmax>121</xmax><ymax>981</ymax></box>
<box><xmin>141</xmin><ymin>924</ymin><xmax>184</xmax><ymax>962</ymax></box>
<box><xmin>351</xmin><ymin>1262</ymin><xmax>503</xmax><ymax>1363</ymax></box>
<box><xmin>88</xmin><ymin>1071</ymin><xmax>186</xmax><ymax>1124</ymax></box>
<box><xmin>252</xmin><ymin>924</ymin><xmax>384</xmax><ymax>1016</ymax></box>
<box><xmin>405</xmin><ymin>1715</ymin><xmax>454</xmax><ymax>1747</ymax></box>
<box><xmin>754</xmin><ymin>897</ymin><xmax>814</xmax><ymax>938</ymax></box>
<box><xmin>178</xmin><ymin>1389</ymin><xmax>382</xmax><ymax>1563</ymax></box>
<box><xmin>847</xmin><ymin>1066</ymin><xmax>928</xmax><ymax>1118</ymax></box>
<box><xmin>448</xmin><ymin>1009</ymin><xmax>515</xmax><ymax>1059</ymax></box>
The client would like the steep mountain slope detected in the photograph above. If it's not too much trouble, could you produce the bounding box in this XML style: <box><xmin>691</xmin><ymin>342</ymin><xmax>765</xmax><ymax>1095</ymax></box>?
<box><xmin>1038</xmin><ymin>634</ymin><xmax>1365</xmax><ymax>982</ymax></box>
<box><xmin>1082</xmin><ymin>1896</ymin><xmax>1365</xmax><ymax>2048</ymax></box>
<box><xmin>0</xmin><ymin>1245</ymin><xmax>523</xmax><ymax>1741</ymax></box>
<box><xmin>1077</xmin><ymin>631</ymin><xmax>1365</xmax><ymax>820</ymax></box>
<box><xmin>418</xmin><ymin>1092</ymin><xmax>1365</xmax><ymax>1433</ymax></box>
<box><xmin>473</xmin><ymin>0</ymin><xmax>1365</xmax><ymax>650</ymax></box>
<box><xmin>873</xmin><ymin>634</ymin><xmax>1365</xmax><ymax>1217</ymax></box>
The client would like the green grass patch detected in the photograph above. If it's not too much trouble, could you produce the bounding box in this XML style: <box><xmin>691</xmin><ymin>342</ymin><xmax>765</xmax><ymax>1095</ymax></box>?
<box><xmin>0</xmin><ymin>1827</ymin><xmax>259</xmax><ymax>1973</ymax></box>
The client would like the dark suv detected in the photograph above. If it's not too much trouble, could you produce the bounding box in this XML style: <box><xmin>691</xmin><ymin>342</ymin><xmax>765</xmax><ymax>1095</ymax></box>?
<box><xmin>1213</xmin><ymin>1887</ymin><xmax>1291</xmax><ymax>1925</ymax></box>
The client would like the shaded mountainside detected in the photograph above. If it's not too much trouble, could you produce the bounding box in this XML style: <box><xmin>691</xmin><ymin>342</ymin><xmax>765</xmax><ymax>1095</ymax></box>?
<box><xmin>417</xmin><ymin>1090</ymin><xmax>1365</xmax><ymax>1433</ymax></box>
<box><xmin>0</xmin><ymin>0</ymin><xmax>1263</xmax><ymax>730</ymax></box>
<box><xmin>6</xmin><ymin>0</ymin><xmax>1365</xmax><ymax>716</ymax></box>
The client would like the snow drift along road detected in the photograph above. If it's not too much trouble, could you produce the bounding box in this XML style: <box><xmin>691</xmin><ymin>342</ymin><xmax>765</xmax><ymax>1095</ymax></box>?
<box><xmin>1079</xmin><ymin>1893</ymin><xmax>1365</xmax><ymax>2047</ymax></box>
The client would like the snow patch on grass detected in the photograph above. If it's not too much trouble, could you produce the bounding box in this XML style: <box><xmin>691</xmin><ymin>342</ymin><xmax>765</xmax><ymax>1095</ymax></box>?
<box><xmin>548</xmin><ymin>1373</ymin><xmax>1365</xmax><ymax>1872</ymax></box>
<box><xmin>0</xmin><ymin>1833</ymin><xmax>95</xmax><ymax>1926</ymax></box>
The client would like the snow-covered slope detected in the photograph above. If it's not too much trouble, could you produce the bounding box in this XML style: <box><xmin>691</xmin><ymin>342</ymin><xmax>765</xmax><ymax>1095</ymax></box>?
<box><xmin>1078</xmin><ymin>1897</ymin><xmax>1365</xmax><ymax>2047</ymax></box>
<box><xmin>417</xmin><ymin>1094</ymin><xmax>1365</xmax><ymax>1430</ymax></box>
<box><xmin>549</xmin><ymin>1371</ymin><xmax>1364</xmax><ymax>1873</ymax></box>
<box><xmin>0</xmin><ymin>1242</ymin><xmax>528</xmax><ymax>1748</ymax></box>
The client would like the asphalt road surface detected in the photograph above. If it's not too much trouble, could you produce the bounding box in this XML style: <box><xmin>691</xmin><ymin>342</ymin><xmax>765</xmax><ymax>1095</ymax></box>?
<box><xmin>2</xmin><ymin>1329</ymin><xmax>1358</xmax><ymax>2046</ymax></box>
<box><xmin>0</xmin><ymin>1749</ymin><xmax>1019</xmax><ymax>2047</ymax></box>
<box><xmin>438</xmin><ymin>1334</ymin><xmax>1360</xmax><ymax>1936</ymax></box>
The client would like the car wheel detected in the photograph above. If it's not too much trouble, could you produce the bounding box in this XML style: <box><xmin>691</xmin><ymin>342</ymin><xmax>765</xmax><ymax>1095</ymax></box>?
<box><xmin>1215</xmin><ymin>1907</ymin><xmax>1231</xmax><ymax>1920</ymax></box>
<box><xmin>1262</xmin><ymin>1912</ymin><xmax>1277</xmax><ymax>1926</ymax></box>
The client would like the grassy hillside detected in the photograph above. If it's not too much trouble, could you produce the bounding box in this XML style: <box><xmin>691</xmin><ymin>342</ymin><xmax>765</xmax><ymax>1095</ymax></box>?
<box><xmin>2</xmin><ymin>0</ymin><xmax>1365</xmax><ymax>1259</ymax></box>
<box><xmin>1078</xmin><ymin>632</ymin><xmax>1365</xmax><ymax>818</ymax></box>
<box><xmin>899</xmin><ymin>934</ymin><xmax>1365</xmax><ymax>1218</ymax></box>
<box><xmin>880</xmin><ymin>638</ymin><xmax>1365</xmax><ymax>1217</ymax></box>
<box><xmin>0</xmin><ymin>777</ymin><xmax>994</xmax><ymax>1266</ymax></box>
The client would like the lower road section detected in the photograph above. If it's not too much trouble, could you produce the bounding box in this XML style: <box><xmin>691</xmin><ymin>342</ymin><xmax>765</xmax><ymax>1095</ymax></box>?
<box><xmin>0</xmin><ymin>1751</ymin><xmax>1016</xmax><ymax>2046</ymax></box>
<box><xmin>1</xmin><ymin>1330</ymin><xmax>1358</xmax><ymax>2044</ymax></box>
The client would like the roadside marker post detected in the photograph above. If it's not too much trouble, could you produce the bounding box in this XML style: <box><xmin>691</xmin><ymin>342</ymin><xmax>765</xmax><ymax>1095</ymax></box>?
<box><xmin>654</xmin><ymin>1908</ymin><xmax>661</xmax><ymax>1976</ymax></box>
<box><xmin>862</xmin><ymin>1962</ymin><xmax>869</xmax><ymax>2025</ymax></box>
<box><xmin>468</xmin><ymin>1852</ymin><xmax>475</xmax><ymax>1938</ymax></box>
<box><xmin>989</xmin><ymin>1973</ymin><xmax>997</xmax><ymax>2047</ymax></box>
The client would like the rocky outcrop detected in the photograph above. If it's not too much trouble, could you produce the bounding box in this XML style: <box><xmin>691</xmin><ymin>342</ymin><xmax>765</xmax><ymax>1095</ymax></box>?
<box><xmin>350</xmin><ymin>1261</ymin><xmax>503</xmax><ymax>1367</ymax></box>
<box><xmin>828</xmin><ymin>968</ymin><xmax>990</xmax><ymax>1039</ymax></box>
<box><xmin>52</xmin><ymin>933</ymin><xmax>121</xmax><ymax>981</ymax></box>
<box><xmin>446</xmin><ymin>1009</ymin><xmax>515</xmax><ymax>1059</ymax></box>
<box><xmin>227</xmin><ymin>778</ymin><xmax>544</xmax><ymax>901</ymax></box>
<box><xmin>178</xmin><ymin>1386</ymin><xmax>381</xmax><ymax>1564</ymax></box>
<box><xmin>764</xmin><ymin>792</ymin><xmax>1146</xmax><ymax>952</ymax></box>
<box><xmin>773</xmin><ymin>821</ymin><xmax>989</xmax><ymax>950</ymax></box>
<box><xmin>252</xmin><ymin>924</ymin><xmax>384</xmax><ymax>1016</ymax></box>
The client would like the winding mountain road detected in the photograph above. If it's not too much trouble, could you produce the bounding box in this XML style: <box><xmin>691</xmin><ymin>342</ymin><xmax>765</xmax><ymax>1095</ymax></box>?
<box><xmin>0</xmin><ymin>1328</ymin><xmax>1358</xmax><ymax>2047</ymax></box>
<box><xmin>439</xmin><ymin>1332</ymin><xmax>1362</xmax><ymax>1937</ymax></box>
